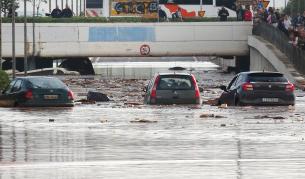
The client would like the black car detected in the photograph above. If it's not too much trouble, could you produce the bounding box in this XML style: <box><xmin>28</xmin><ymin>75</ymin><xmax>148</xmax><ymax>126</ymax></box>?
<box><xmin>0</xmin><ymin>76</ymin><xmax>74</xmax><ymax>107</ymax></box>
<box><xmin>218</xmin><ymin>72</ymin><xmax>295</xmax><ymax>106</ymax></box>
<box><xmin>144</xmin><ymin>73</ymin><xmax>201</xmax><ymax>105</ymax></box>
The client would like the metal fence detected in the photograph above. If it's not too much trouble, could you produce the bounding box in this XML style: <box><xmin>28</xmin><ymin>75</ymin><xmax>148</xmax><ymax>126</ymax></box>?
<box><xmin>253</xmin><ymin>22</ymin><xmax>305</xmax><ymax>75</ymax></box>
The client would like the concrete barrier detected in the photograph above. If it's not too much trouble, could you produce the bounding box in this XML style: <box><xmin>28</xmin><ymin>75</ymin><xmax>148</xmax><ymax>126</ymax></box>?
<box><xmin>2</xmin><ymin>21</ymin><xmax>252</xmax><ymax>58</ymax></box>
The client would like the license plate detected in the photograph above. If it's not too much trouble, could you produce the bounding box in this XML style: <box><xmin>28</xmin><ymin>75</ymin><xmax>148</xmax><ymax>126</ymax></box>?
<box><xmin>262</xmin><ymin>98</ymin><xmax>279</xmax><ymax>103</ymax></box>
<box><xmin>44</xmin><ymin>95</ymin><xmax>58</xmax><ymax>100</ymax></box>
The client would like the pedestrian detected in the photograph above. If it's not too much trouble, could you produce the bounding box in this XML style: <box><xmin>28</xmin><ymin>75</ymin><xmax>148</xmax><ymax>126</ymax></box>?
<box><xmin>51</xmin><ymin>5</ymin><xmax>62</xmax><ymax>18</ymax></box>
<box><xmin>172</xmin><ymin>7</ymin><xmax>182</xmax><ymax>21</ymax></box>
<box><xmin>278</xmin><ymin>16</ymin><xmax>289</xmax><ymax>36</ymax></box>
<box><xmin>158</xmin><ymin>7</ymin><xmax>168</xmax><ymax>21</ymax></box>
<box><xmin>218</xmin><ymin>6</ymin><xmax>229</xmax><ymax>21</ymax></box>
<box><xmin>243</xmin><ymin>5</ymin><xmax>252</xmax><ymax>21</ymax></box>
<box><xmin>236</xmin><ymin>4</ymin><xmax>244</xmax><ymax>21</ymax></box>
<box><xmin>267</xmin><ymin>7</ymin><xmax>277</xmax><ymax>27</ymax></box>
<box><xmin>292</xmin><ymin>13</ymin><xmax>302</xmax><ymax>27</ymax></box>
<box><xmin>283</xmin><ymin>14</ymin><xmax>292</xmax><ymax>31</ymax></box>
<box><xmin>61</xmin><ymin>4</ymin><xmax>73</xmax><ymax>18</ymax></box>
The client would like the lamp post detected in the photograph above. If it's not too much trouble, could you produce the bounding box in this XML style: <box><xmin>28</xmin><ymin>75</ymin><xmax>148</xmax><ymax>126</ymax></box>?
<box><xmin>12</xmin><ymin>0</ymin><xmax>16</xmax><ymax>79</ymax></box>
<box><xmin>0</xmin><ymin>0</ymin><xmax>2</xmax><ymax>70</ymax></box>
<box><xmin>32</xmin><ymin>0</ymin><xmax>36</xmax><ymax>68</ymax></box>
<box><xmin>24</xmin><ymin>0</ymin><xmax>28</xmax><ymax>75</ymax></box>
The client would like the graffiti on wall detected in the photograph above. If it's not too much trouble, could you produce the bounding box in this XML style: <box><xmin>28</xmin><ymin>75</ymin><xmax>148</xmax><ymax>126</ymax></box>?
<box><xmin>111</xmin><ymin>0</ymin><xmax>158</xmax><ymax>17</ymax></box>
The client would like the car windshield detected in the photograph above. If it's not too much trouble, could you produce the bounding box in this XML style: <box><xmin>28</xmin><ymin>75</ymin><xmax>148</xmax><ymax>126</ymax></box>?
<box><xmin>28</xmin><ymin>78</ymin><xmax>66</xmax><ymax>89</ymax></box>
<box><xmin>157</xmin><ymin>75</ymin><xmax>194</xmax><ymax>90</ymax></box>
<box><xmin>248</xmin><ymin>73</ymin><xmax>288</xmax><ymax>82</ymax></box>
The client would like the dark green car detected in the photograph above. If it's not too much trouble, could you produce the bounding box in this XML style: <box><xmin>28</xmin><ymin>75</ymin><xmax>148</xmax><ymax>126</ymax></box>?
<box><xmin>0</xmin><ymin>76</ymin><xmax>74</xmax><ymax>107</ymax></box>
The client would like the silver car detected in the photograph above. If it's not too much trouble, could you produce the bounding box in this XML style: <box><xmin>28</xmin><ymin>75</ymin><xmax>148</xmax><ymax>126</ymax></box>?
<box><xmin>144</xmin><ymin>73</ymin><xmax>201</xmax><ymax>105</ymax></box>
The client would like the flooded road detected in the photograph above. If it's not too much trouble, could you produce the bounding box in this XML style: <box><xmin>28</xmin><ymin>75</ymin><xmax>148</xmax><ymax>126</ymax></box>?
<box><xmin>1</xmin><ymin>71</ymin><xmax>305</xmax><ymax>178</ymax></box>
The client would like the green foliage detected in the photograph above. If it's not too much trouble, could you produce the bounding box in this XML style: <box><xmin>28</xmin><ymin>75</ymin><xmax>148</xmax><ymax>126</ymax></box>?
<box><xmin>284</xmin><ymin>0</ymin><xmax>305</xmax><ymax>15</ymax></box>
<box><xmin>1</xmin><ymin>16</ymin><xmax>237</xmax><ymax>23</ymax></box>
<box><xmin>0</xmin><ymin>0</ymin><xmax>19</xmax><ymax>17</ymax></box>
<box><xmin>0</xmin><ymin>70</ymin><xmax>9</xmax><ymax>91</ymax></box>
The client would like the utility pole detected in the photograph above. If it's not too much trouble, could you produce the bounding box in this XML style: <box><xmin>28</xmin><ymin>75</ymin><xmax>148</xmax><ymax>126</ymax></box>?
<box><xmin>32</xmin><ymin>0</ymin><xmax>36</xmax><ymax>69</ymax></box>
<box><xmin>61</xmin><ymin>0</ymin><xmax>63</xmax><ymax>9</ymax></box>
<box><xmin>71</xmin><ymin>0</ymin><xmax>74</xmax><ymax>16</ymax></box>
<box><xmin>76</xmin><ymin>0</ymin><xmax>78</xmax><ymax>16</ymax></box>
<box><xmin>84</xmin><ymin>0</ymin><xmax>86</xmax><ymax>17</ymax></box>
<box><xmin>12</xmin><ymin>0</ymin><xmax>16</xmax><ymax>79</ymax></box>
<box><xmin>49</xmin><ymin>0</ymin><xmax>51</xmax><ymax>13</ymax></box>
<box><xmin>24</xmin><ymin>0</ymin><xmax>28</xmax><ymax>75</ymax></box>
<box><xmin>80</xmin><ymin>0</ymin><xmax>82</xmax><ymax>16</ymax></box>
<box><xmin>0</xmin><ymin>0</ymin><xmax>2</xmax><ymax>70</ymax></box>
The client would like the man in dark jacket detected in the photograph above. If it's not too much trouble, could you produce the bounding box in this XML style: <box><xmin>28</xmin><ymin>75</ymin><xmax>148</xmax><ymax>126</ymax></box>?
<box><xmin>51</xmin><ymin>5</ymin><xmax>62</xmax><ymax>18</ymax></box>
<box><xmin>218</xmin><ymin>6</ymin><xmax>229</xmax><ymax>21</ymax></box>
<box><xmin>61</xmin><ymin>5</ymin><xmax>73</xmax><ymax>18</ymax></box>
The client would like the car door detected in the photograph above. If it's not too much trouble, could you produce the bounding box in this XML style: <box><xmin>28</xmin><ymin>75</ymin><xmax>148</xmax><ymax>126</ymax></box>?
<box><xmin>219</xmin><ymin>75</ymin><xmax>240</xmax><ymax>105</ymax></box>
<box><xmin>0</xmin><ymin>80</ymin><xmax>18</xmax><ymax>107</ymax></box>
<box><xmin>144</xmin><ymin>78</ymin><xmax>153</xmax><ymax>104</ymax></box>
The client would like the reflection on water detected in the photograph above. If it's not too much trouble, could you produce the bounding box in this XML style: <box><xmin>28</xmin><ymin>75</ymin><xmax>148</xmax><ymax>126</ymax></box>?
<box><xmin>1</xmin><ymin>101</ymin><xmax>305</xmax><ymax>178</ymax></box>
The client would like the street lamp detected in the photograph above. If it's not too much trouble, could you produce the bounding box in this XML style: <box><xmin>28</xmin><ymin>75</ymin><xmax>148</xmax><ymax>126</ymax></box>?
<box><xmin>24</xmin><ymin>0</ymin><xmax>28</xmax><ymax>75</ymax></box>
<box><xmin>12</xmin><ymin>0</ymin><xmax>16</xmax><ymax>79</ymax></box>
<box><xmin>32</xmin><ymin>0</ymin><xmax>36</xmax><ymax>68</ymax></box>
<box><xmin>0</xmin><ymin>0</ymin><xmax>2</xmax><ymax>70</ymax></box>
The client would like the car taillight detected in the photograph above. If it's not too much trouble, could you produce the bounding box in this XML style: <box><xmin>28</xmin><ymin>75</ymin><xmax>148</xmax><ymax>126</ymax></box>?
<box><xmin>68</xmin><ymin>90</ymin><xmax>74</xmax><ymax>100</ymax></box>
<box><xmin>151</xmin><ymin>76</ymin><xmax>160</xmax><ymax>99</ymax></box>
<box><xmin>242</xmin><ymin>82</ymin><xmax>253</xmax><ymax>91</ymax></box>
<box><xmin>191</xmin><ymin>75</ymin><xmax>200</xmax><ymax>98</ymax></box>
<box><xmin>286</xmin><ymin>82</ymin><xmax>295</xmax><ymax>92</ymax></box>
<box><xmin>25</xmin><ymin>90</ymin><xmax>33</xmax><ymax>100</ymax></box>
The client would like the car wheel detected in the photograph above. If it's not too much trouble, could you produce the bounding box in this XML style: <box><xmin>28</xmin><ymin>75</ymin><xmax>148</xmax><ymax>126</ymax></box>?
<box><xmin>235</xmin><ymin>97</ymin><xmax>244</xmax><ymax>106</ymax></box>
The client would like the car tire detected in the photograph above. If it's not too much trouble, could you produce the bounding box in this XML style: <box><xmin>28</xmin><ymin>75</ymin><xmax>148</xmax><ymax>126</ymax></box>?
<box><xmin>235</xmin><ymin>97</ymin><xmax>244</xmax><ymax>106</ymax></box>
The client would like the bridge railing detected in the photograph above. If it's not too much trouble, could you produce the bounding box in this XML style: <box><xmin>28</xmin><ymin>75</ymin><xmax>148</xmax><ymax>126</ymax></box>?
<box><xmin>253</xmin><ymin>22</ymin><xmax>305</xmax><ymax>75</ymax></box>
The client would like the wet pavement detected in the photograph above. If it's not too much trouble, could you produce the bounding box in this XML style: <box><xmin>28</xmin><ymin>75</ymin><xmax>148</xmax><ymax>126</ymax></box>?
<box><xmin>1</xmin><ymin>71</ymin><xmax>305</xmax><ymax>178</ymax></box>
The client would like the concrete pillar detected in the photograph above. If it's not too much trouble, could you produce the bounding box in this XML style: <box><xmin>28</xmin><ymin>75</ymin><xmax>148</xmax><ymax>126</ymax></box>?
<box><xmin>235</xmin><ymin>55</ymin><xmax>250</xmax><ymax>73</ymax></box>
<box><xmin>103</xmin><ymin>0</ymin><xmax>110</xmax><ymax>17</ymax></box>
<box><xmin>250</xmin><ymin>47</ymin><xmax>276</xmax><ymax>72</ymax></box>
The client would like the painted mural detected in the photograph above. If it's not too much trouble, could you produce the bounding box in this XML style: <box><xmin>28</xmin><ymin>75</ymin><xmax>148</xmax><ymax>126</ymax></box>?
<box><xmin>111</xmin><ymin>0</ymin><xmax>158</xmax><ymax>17</ymax></box>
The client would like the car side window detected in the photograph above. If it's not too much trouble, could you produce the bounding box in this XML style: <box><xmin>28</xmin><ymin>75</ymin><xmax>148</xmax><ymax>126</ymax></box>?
<box><xmin>227</xmin><ymin>75</ymin><xmax>238</xmax><ymax>90</ymax></box>
<box><xmin>11</xmin><ymin>80</ymin><xmax>22</xmax><ymax>93</ymax></box>
<box><xmin>235</xmin><ymin>75</ymin><xmax>244</xmax><ymax>87</ymax></box>
<box><xmin>4</xmin><ymin>80</ymin><xmax>17</xmax><ymax>94</ymax></box>
<box><xmin>230</xmin><ymin>75</ymin><xmax>242</xmax><ymax>90</ymax></box>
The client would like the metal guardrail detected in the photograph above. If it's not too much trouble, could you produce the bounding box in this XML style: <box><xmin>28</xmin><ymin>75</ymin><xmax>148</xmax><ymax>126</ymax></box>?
<box><xmin>253</xmin><ymin>22</ymin><xmax>305</xmax><ymax>75</ymax></box>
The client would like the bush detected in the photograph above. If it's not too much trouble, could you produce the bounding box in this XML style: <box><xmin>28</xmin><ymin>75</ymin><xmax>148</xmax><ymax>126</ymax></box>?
<box><xmin>0</xmin><ymin>70</ymin><xmax>9</xmax><ymax>91</ymax></box>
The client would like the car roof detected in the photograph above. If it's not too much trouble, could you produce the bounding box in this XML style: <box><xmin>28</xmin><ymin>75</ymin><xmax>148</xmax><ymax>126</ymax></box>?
<box><xmin>16</xmin><ymin>76</ymin><xmax>58</xmax><ymax>80</ymax></box>
<box><xmin>238</xmin><ymin>71</ymin><xmax>283</xmax><ymax>76</ymax></box>
<box><xmin>157</xmin><ymin>72</ymin><xmax>193</xmax><ymax>76</ymax></box>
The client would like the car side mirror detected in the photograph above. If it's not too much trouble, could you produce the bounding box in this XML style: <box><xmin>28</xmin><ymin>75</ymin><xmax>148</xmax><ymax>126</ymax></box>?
<box><xmin>219</xmin><ymin>85</ymin><xmax>227</xmax><ymax>91</ymax></box>
<box><xmin>143</xmin><ymin>86</ymin><xmax>148</xmax><ymax>92</ymax></box>
<box><xmin>199</xmin><ymin>87</ymin><xmax>204</xmax><ymax>93</ymax></box>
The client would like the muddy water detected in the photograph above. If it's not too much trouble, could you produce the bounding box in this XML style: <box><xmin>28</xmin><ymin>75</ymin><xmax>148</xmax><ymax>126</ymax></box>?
<box><xmin>1</xmin><ymin>72</ymin><xmax>305</xmax><ymax>178</ymax></box>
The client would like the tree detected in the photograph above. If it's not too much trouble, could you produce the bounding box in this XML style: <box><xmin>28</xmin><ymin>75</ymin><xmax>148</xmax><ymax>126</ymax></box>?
<box><xmin>0</xmin><ymin>0</ymin><xmax>19</xmax><ymax>17</ymax></box>
<box><xmin>27</xmin><ymin>0</ymin><xmax>47</xmax><ymax>16</ymax></box>
<box><xmin>284</xmin><ymin>0</ymin><xmax>305</xmax><ymax>15</ymax></box>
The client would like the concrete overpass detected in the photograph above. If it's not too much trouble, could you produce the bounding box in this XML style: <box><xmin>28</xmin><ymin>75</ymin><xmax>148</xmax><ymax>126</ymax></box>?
<box><xmin>2</xmin><ymin>21</ymin><xmax>252</xmax><ymax>58</ymax></box>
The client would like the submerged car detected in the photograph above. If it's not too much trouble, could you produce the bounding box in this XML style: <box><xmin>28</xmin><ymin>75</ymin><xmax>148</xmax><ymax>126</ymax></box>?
<box><xmin>144</xmin><ymin>73</ymin><xmax>201</xmax><ymax>105</ymax></box>
<box><xmin>218</xmin><ymin>72</ymin><xmax>295</xmax><ymax>106</ymax></box>
<box><xmin>0</xmin><ymin>76</ymin><xmax>74</xmax><ymax>107</ymax></box>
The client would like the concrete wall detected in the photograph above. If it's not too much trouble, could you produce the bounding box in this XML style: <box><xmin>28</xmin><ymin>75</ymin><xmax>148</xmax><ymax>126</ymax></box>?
<box><xmin>250</xmin><ymin>47</ymin><xmax>276</xmax><ymax>72</ymax></box>
<box><xmin>248</xmin><ymin>35</ymin><xmax>300</xmax><ymax>84</ymax></box>
<box><xmin>2</xmin><ymin>21</ymin><xmax>252</xmax><ymax>58</ymax></box>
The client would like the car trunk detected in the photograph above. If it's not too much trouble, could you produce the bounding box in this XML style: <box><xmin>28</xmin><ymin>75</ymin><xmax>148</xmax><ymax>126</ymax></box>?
<box><xmin>31</xmin><ymin>88</ymin><xmax>70</xmax><ymax>104</ymax></box>
<box><xmin>156</xmin><ymin>89</ymin><xmax>196</xmax><ymax>104</ymax></box>
<box><xmin>154</xmin><ymin>74</ymin><xmax>197</xmax><ymax>104</ymax></box>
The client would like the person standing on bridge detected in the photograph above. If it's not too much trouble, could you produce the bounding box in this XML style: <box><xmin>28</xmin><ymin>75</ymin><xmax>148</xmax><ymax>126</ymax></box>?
<box><xmin>51</xmin><ymin>5</ymin><xmax>62</xmax><ymax>18</ymax></box>
<box><xmin>61</xmin><ymin>4</ymin><xmax>73</xmax><ymax>18</ymax></box>
<box><xmin>218</xmin><ymin>6</ymin><xmax>229</xmax><ymax>21</ymax></box>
